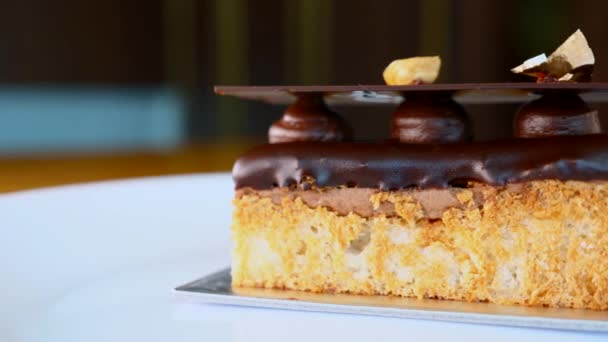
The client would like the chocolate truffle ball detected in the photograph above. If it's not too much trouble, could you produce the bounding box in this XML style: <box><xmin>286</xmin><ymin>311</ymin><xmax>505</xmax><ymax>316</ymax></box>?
<box><xmin>514</xmin><ymin>93</ymin><xmax>601</xmax><ymax>138</ymax></box>
<box><xmin>269</xmin><ymin>94</ymin><xmax>352</xmax><ymax>143</ymax></box>
<box><xmin>391</xmin><ymin>95</ymin><xmax>471</xmax><ymax>144</ymax></box>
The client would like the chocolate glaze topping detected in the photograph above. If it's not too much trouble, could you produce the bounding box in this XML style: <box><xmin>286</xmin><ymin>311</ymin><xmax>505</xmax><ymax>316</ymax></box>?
<box><xmin>233</xmin><ymin>135</ymin><xmax>608</xmax><ymax>190</ymax></box>
<box><xmin>268</xmin><ymin>94</ymin><xmax>352</xmax><ymax>143</ymax></box>
<box><xmin>391</xmin><ymin>95</ymin><xmax>471</xmax><ymax>143</ymax></box>
<box><xmin>515</xmin><ymin>93</ymin><xmax>601</xmax><ymax>138</ymax></box>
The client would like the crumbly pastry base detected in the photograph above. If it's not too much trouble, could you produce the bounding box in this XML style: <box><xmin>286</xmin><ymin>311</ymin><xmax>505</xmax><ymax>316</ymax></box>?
<box><xmin>231</xmin><ymin>180</ymin><xmax>608</xmax><ymax>310</ymax></box>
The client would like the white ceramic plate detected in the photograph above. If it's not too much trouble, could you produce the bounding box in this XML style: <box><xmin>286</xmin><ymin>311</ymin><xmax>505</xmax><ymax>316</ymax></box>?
<box><xmin>3</xmin><ymin>174</ymin><xmax>608</xmax><ymax>342</ymax></box>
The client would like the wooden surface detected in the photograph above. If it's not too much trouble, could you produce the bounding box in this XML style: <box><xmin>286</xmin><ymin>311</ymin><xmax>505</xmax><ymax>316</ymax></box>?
<box><xmin>0</xmin><ymin>142</ymin><xmax>254</xmax><ymax>193</ymax></box>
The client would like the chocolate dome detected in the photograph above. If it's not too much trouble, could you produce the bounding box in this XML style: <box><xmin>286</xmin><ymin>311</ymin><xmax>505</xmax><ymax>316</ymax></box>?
<box><xmin>391</xmin><ymin>95</ymin><xmax>471</xmax><ymax>144</ymax></box>
<box><xmin>514</xmin><ymin>93</ymin><xmax>601</xmax><ymax>138</ymax></box>
<box><xmin>268</xmin><ymin>94</ymin><xmax>352</xmax><ymax>143</ymax></box>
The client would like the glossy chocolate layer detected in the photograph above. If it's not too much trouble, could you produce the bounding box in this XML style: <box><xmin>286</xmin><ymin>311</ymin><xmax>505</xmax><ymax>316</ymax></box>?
<box><xmin>515</xmin><ymin>94</ymin><xmax>601</xmax><ymax>137</ymax></box>
<box><xmin>391</xmin><ymin>95</ymin><xmax>471</xmax><ymax>143</ymax></box>
<box><xmin>233</xmin><ymin>135</ymin><xmax>608</xmax><ymax>190</ymax></box>
<box><xmin>268</xmin><ymin>94</ymin><xmax>352</xmax><ymax>143</ymax></box>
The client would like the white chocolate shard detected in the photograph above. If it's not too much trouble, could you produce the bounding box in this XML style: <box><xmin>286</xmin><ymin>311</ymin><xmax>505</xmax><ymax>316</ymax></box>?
<box><xmin>558</xmin><ymin>73</ymin><xmax>575</xmax><ymax>82</ymax></box>
<box><xmin>510</xmin><ymin>53</ymin><xmax>548</xmax><ymax>76</ymax></box>
<box><xmin>548</xmin><ymin>29</ymin><xmax>594</xmax><ymax>73</ymax></box>
<box><xmin>383</xmin><ymin>56</ymin><xmax>441</xmax><ymax>85</ymax></box>
<box><xmin>511</xmin><ymin>29</ymin><xmax>594</xmax><ymax>81</ymax></box>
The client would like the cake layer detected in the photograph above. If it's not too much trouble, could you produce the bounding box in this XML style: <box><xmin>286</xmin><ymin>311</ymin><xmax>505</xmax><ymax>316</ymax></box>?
<box><xmin>233</xmin><ymin>135</ymin><xmax>608</xmax><ymax>190</ymax></box>
<box><xmin>231</xmin><ymin>180</ymin><xmax>608</xmax><ymax>310</ymax></box>
<box><xmin>236</xmin><ymin>186</ymin><xmax>488</xmax><ymax>219</ymax></box>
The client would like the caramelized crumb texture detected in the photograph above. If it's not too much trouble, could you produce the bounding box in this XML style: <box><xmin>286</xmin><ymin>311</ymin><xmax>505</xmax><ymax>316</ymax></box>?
<box><xmin>231</xmin><ymin>180</ymin><xmax>608</xmax><ymax>310</ymax></box>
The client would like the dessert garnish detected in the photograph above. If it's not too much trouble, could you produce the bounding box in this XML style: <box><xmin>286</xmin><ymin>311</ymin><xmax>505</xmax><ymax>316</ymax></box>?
<box><xmin>383</xmin><ymin>56</ymin><xmax>441</xmax><ymax>85</ymax></box>
<box><xmin>511</xmin><ymin>29</ymin><xmax>594</xmax><ymax>82</ymax></box>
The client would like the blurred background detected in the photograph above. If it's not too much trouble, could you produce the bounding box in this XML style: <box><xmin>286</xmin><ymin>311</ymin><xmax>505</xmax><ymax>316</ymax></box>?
<box><xmin>1</xmin><ymin>0</ymin><xmax>607</xmax><ymax>192</ymax></box>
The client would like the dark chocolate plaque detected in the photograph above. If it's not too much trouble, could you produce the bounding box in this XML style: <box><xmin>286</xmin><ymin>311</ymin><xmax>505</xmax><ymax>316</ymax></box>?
<box><xmin>215</xmin><ymin>83</ymin><xmax>608</xmax><ymax>105</ymax></box>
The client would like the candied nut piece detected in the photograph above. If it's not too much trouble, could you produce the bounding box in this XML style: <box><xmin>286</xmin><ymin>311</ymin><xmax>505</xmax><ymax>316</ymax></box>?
<box><xmin>511</xmin><ymin>29</ymin><xmax>594</xmax><ymax>82</ymax></box>
<box><xmin>383</xmin><ymin>56</ymin><xmax>441</xmax><ymax>85</ymax></box>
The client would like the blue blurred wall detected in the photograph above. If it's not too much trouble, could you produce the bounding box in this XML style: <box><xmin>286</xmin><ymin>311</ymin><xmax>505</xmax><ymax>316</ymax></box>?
<box><xmin>0</xmin><ymin>87</ymin><xmax>185</xmax><ymax>155</ymax></box>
